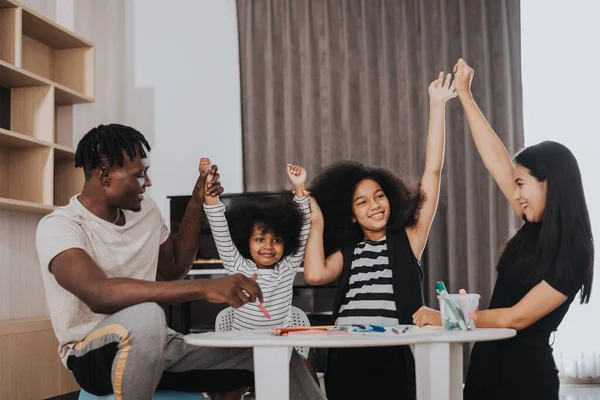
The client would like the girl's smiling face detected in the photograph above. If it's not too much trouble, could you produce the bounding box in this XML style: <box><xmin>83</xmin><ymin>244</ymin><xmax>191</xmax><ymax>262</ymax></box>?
<box><xmin>352</xmin><ymin>179</ymin><xmax>390</xmax><ymax>240</ymax></box>
<box><xmin>248</xmin><ymin>223</ymin><xmax>285</xmax><ymax>268</ymax></box>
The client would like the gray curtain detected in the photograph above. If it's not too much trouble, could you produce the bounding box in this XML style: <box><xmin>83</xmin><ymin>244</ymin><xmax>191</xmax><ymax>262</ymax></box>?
<box><xmin>237</xmin><ymin>0</ymin><xmax>524</xmax><ymax>307</ymax></box>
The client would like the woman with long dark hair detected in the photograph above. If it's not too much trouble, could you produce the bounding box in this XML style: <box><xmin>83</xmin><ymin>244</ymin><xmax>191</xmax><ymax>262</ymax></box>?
<box><xmin>412</xmin><ymin>59</ymin><xmax>594</xmax><ymax>400</ymax></box>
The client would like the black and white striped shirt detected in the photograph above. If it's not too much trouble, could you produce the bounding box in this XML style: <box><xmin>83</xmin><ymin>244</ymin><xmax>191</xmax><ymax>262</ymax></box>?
<box><xmin>203</xmin><ymin>197</ymin><xmax>310</xmax><ymax>330</ymax></box>
<box><xmin>335</xmin><ymin>236</ymin><xmax>399</xmax><ymax>326</ymax></box>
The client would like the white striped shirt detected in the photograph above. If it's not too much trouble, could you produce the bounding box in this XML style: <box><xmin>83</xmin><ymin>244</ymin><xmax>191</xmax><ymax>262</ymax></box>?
<box><xmin>335</xmin><ymin>237</ymin><xmax>399</xmax><ymax>326</ymax></box>
<box><xmin>203</xmin><ymin>197</ymin><xmax>310</xmax><ymax>330</ymax></box>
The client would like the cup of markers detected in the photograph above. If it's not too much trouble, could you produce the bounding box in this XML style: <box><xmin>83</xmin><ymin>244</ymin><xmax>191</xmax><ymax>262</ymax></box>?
<box><xmin>435</xmin><ymin>281</ymin><xmax>479</xmax><ymax>331</ymax></box>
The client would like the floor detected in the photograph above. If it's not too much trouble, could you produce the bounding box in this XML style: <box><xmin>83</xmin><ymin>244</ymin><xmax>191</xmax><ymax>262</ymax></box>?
<box><xmin>560</xmin><ymin>385</ymin><xmax>600</xmax><ymax>400</ymax></box>
<box><xmin>47</xmin><ymin>385</ymin><xmax>600</xmax><ymax>400</ymax></box>
<box><xmin>240</xmin><ymin>385</ymin><xmax>600</xmax><ymax>399</ymax></box>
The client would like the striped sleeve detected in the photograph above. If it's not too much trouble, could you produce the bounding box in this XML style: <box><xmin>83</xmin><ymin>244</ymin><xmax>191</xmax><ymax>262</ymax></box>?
<box><xmin>281</xmin><ymin>195</ymin><xmax>311</xmax><ymax>271</ymax></box>
<box><xmin>203</xmin><ymin>202</ymin><xmax>255</xmax><ymax>275</ymax></box>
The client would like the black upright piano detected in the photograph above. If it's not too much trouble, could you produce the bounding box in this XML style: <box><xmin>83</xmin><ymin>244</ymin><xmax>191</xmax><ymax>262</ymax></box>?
<box><xmin>166</xmin><ymin>191</ymin><xmax>338</xmax><ymax>335</ymax></box>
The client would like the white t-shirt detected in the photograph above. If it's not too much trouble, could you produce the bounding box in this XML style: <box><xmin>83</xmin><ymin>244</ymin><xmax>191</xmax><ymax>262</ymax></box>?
<box><xmin>36</xmin><ymin>194</ymin><xmax>169</xmax><ymax>365</ymax></box>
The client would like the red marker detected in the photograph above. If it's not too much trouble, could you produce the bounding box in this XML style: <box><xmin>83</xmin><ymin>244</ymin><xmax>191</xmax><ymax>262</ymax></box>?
<box><xmin>258</xmin><ymin>302</ymin><xmax>271</xmax><ymax>320</ymax></box>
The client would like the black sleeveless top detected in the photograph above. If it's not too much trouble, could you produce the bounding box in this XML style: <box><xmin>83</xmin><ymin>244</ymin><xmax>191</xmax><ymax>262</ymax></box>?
<box><xmin>326</xmin><ymin>229</ymin><xmax>424</xmax><ymax>400</ymax></box>
<box><xmin>332</xmin><ymin>228</ymin><xmax>425</xmax><ymax>324</ymax></box>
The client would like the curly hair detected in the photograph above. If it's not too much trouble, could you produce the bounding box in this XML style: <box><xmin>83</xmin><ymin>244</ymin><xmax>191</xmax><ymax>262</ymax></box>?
<box><xmin>309</xmin><ymin>161</ymin><xmax>424</xmax><ymax>257</ymax></box>
<box><xmin>225</xmin><ymin>197</ymin><xmax>303</xmax><ymax>260</ymax></box>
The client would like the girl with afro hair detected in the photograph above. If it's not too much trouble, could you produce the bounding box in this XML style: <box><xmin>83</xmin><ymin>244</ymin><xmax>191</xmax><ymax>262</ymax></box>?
<box><xmin>304</xmin><ymin>71</ymin><xmax>457</xmax><ymax>399</ymax></box>
<box><xmin>203</xmin><ymin>163</ymin><xmax>311</xmax><ymax>331</ymax></box>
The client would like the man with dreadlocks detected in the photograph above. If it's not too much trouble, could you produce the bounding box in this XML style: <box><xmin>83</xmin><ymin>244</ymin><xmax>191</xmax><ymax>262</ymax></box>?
<box><xmin>35</xmin><ymin>124</ymin><xmax>325</xmax><ymax>400</ymax></box>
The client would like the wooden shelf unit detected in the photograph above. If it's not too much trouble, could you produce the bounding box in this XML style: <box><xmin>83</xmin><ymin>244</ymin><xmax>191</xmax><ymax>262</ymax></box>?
<box><xmin>0</xmin><ymin>0</ymin><xmax>94</xmax><ymax>214</ymax></box>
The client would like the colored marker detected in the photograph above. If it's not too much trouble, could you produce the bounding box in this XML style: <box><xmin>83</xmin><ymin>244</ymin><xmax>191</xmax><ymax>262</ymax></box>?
<box><xmin>257</xmin><ymin>302</ymin><xmax>271</xmax><ymax>320</ymax></box>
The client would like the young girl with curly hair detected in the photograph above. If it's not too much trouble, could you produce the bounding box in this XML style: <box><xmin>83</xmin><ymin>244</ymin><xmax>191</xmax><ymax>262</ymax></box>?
<box><xmin>203</xmin><ymin>164</ymin><xmax>310</xmax><ymax>330</ymax></box>
<box><xmin>304</xmin><ymin>71</ymin><xmax>457</xmax><ymax>399</ymax></box>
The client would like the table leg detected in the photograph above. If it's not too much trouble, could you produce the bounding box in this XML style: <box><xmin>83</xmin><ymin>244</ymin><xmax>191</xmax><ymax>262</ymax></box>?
<box><xmin>414</xmin><ymin>342</ymin><xmax>463</xmax><ymax>400</ymax></box>
<box><xmin>253</xmin><ymin>346</ymin><xmax>290</xmax><ymax>400</ymax></box>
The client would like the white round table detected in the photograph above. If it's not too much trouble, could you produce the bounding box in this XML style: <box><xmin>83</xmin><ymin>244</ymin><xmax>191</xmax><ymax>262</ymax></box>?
<box><xmin>184</xmin><ymin>327</ymin><xmax>515</xmax><ymax>400</ymax></box>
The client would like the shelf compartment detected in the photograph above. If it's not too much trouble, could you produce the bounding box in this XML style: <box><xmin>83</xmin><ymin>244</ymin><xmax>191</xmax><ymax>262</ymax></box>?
<box><xmin>9</xmin><ymin>84</ymin><xmax>53</xmax><ymax>142</ymax></box>
<box><xmin>54</xmin><ymin>145</ymin><xmax>82</xmax><ymax>207</ymax></box>
<box><xmin>54</xmin><ymin>105</ymin><xmax>72</xmax><ymax>147</ymax></box>
<box><xmin>0</xmin><ymin>144</ymin><xmax>53</xmax><ymax>205</ymax></box>
<box><xmin>0</xmin><ymin>59</ymin><xmax>42</xmax><ymax>88</ymax></box>
<box><xmin>21</xmin><ymin>7</ymin><xmax>94</xmax><ymax>99</ymax></box>
<box><xmin>0</xmin><ymin>6</ymin><xmax>20</xmax><ymax>65</ymax></box>
<box><xmin>0</xmin><ymin>58</ymin><xmax>93</xmax><ymax>105</ymax></box>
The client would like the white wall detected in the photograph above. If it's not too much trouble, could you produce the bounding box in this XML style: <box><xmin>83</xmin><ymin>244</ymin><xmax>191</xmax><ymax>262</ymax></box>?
<box><xmin>521</xmin><ymin>0</ymin><xmax>600</xmax><ymax>377</ymax></box>
<box><xmin>125</xmin><ymin>0</ymin><xmax>244</xmax><ymax>221</ymax></box>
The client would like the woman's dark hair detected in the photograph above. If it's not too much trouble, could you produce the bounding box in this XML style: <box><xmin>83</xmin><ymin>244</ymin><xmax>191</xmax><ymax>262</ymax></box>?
<box><xmin>309</xmin><ymin>161</ymin><xmax>423</xmax><ymax>257</ymax></box>
<box><xmin>498</xmin><ymin>141</ymin><xmax>594</xmax><ymax>303</ymax></box>
<box><xmin>225</xmin><ymin>197</ymin><xmax>303</xmax><ymax>260</ymax></box>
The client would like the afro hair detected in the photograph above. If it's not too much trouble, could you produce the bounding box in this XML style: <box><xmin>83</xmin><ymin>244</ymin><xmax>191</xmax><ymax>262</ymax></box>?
<box><xmin>309</xmin><ymin>161</ymin><xmax>424</xmax><ymax>257</ymax></box>
<box><xmin>225</xmin><ymin>197</ymin><xmax>304</xmax><ymax>260</ymax></box>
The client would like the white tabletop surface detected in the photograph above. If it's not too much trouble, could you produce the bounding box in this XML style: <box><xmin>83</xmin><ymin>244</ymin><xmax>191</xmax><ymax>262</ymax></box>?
<box><xmin>184</xmin><ymin>326</ymin><xmax>516</xmax><ymax>348</ymax></box>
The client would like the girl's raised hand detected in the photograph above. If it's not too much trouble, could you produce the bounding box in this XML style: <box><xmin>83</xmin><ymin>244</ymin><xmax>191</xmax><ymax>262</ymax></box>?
<box><xmin>199</xmin><ymin>158</ymin><xmax>222</xmax><ymax>204</ymax></box>
<box><xmin>452</xmin><ymin>58</ymin><xmax>474</xmax><ymax>97</ymax></box>
<box><xmin>200</xmin><ymin>158</ymin><xmax>213</xmax><ymax>194</ymax></box>
<box><xmin>286</xmin><ymin>164</ymin><xmax>307</xmax><ymax>196</ymax></box>
<box><xmin>428</xmin><ymin>71</ymin><xmax>457</xmax><ymax>103</ymax></box>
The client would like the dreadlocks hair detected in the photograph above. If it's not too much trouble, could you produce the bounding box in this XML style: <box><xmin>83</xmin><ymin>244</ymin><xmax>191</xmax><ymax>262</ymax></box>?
<box><xmin>75</xmin><ymin>124</ymin><xmax>151</xmax><ymax>178</ymax></box>
<box><xmin>309</xmin><ymin>161</ymin><xmax>424</xmax><ymax>257</ymax></box>
<box><xmin>225</xmin><ymin>197</ymin><xmax>303</xmax><ymax>261</ymax></box>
